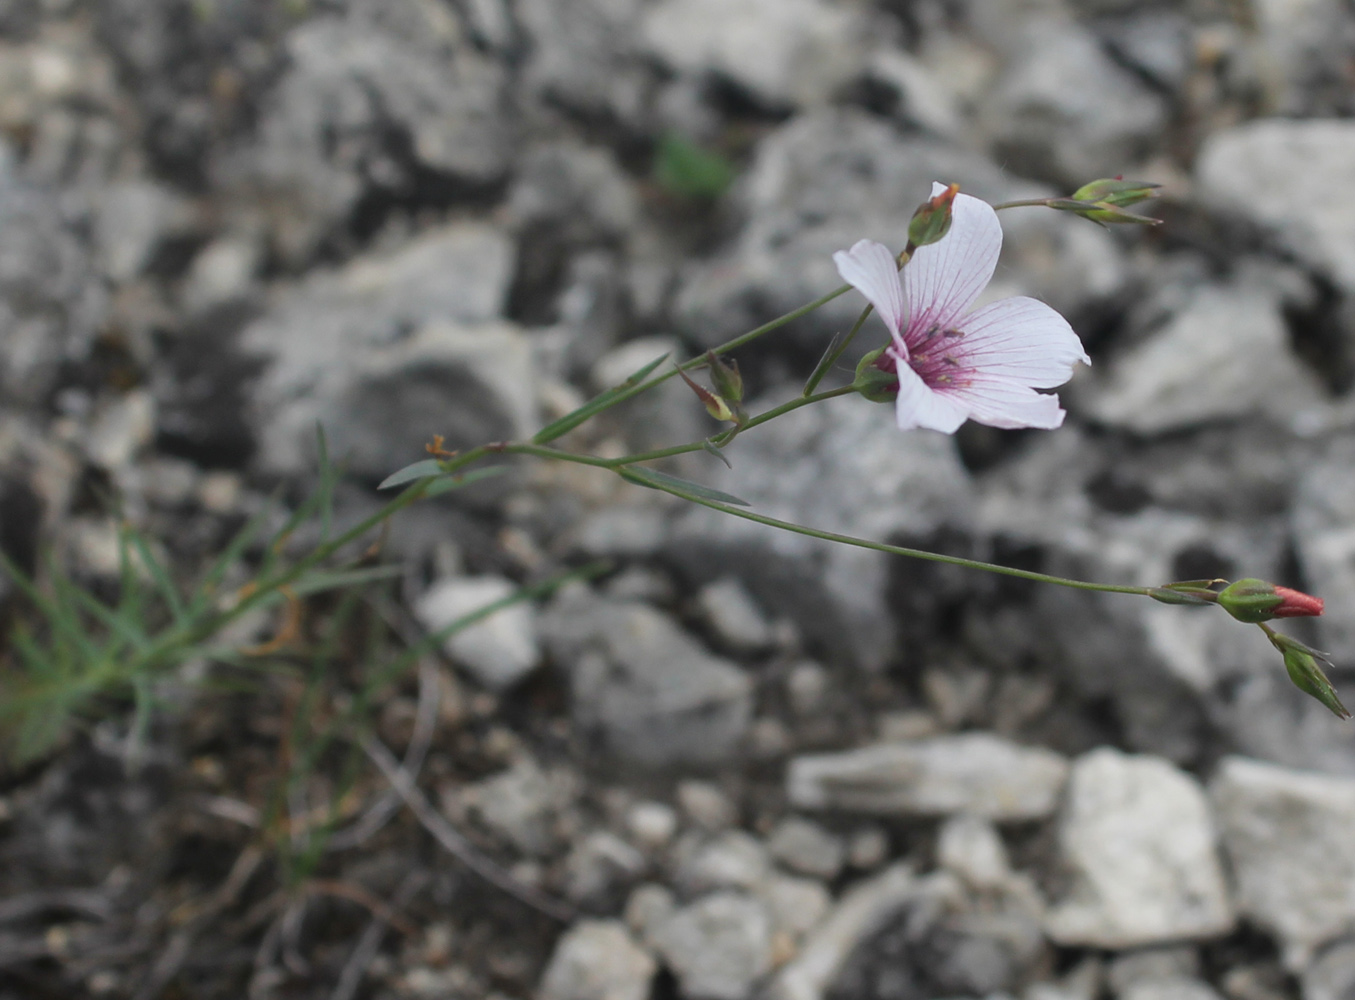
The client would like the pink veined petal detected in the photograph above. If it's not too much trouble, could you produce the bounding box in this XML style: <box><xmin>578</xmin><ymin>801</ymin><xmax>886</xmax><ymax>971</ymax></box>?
<box><xmin>947</xmin><ymin>377</ymin><xmax>1067</xmax><ymax>430</ymax></box>
<box><xmin>953</xmin><ymin>296</ymin><xmax>1091</xmax><ymax>388</ymax></box>
<box><xmin>903</xmin><ymin>184</ymin><xmax>1003</xmax><ymax>337</ymax></box>
<box><xmin>894</xmin><ymin>356</ymin><xmax>970</xmax><ymax>433</ymax></box>
<box><xmin>833</xmin><ymin>239</ymin><xmax>908</xmax><ymax>350</ymax></box>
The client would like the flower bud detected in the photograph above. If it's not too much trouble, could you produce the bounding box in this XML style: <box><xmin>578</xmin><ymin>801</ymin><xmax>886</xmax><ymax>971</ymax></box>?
<box><xmin>852</xmin><ymin>348</ymin><xmax>899</xmax><ymax>403</ymax></box>
<box><xmin>1070</xmin><ymin>178</ymin><xmax>1160</xmax><ymax>207</ymax></box>
<box><xmin>676</xmin><ymin>363</ymin><xmax>737</xmax><ymax>422</ymax></box>
<box><xmin>908</xmin><ymin>183</ymin><xmax>959</xmax><ymax>249</ymax></box>
<box><xmin>705</xmin><ymin>351</ymin><xmax>744</xmax><ymax>404</ymax></box>
<box><xmin>1269</xmin><ymin>632</ymin><xmax>1350</xmax><ymax>719</ymax></box>
<box><xmin>1217</xmin><ymin>578</ymin><xmax>1324</xmax><ymax>623</ymax></box>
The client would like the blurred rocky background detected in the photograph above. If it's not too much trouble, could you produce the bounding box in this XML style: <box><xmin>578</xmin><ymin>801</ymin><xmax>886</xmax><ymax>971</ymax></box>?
<box><xmin>3</xmin><ymin>0</ymin><xmax>1355</xmax><ymax>997</ymax></box>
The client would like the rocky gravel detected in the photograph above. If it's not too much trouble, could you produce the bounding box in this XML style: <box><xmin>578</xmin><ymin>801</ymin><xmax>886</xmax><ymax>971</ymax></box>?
<box><xmin>3</xmin><ymin>1</ymin><xmax>1355</xmax><ymax>999</ymax></box>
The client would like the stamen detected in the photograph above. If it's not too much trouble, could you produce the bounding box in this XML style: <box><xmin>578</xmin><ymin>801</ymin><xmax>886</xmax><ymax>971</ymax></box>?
<box><xmin>942</xmin><ymin>328</ymin><xmax>965</xmax><ymax>338</ymax></box>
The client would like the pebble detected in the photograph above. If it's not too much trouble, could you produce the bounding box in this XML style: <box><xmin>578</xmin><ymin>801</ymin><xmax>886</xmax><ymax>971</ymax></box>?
<box><xmin>787</xmin><ymin>733</ymin><xmax>1069</xmax><ymax>820</ymax></box>
<box><xmin>1045</xmin><ymin>749</ymin><xmax>1235</xmax><ymax>948</ymax></box>
<box><xmin>539</xmin><ymin>920</ymin><xmax>656</xmax><ymax>1000</ymax></box>
<box><xmin>936</xmin><ymin>814</ymin><xmax>1012</xmax><ymax>892</ymax></box>
<box><xmin>767</xmin><ymin>817</ymin><xmax>845</xmax><ymax>881</ymax></box>
<box><xmin>1211</xmin><ymin>755</ymin><xmax>1355</xmax><ymax>967</ymax></box>
<box><xmin>626</xmin><ymin>801</ymin><xmax>678</xmax><ymax>851</ymax></box>
<box><xmin>677</xmin><ymin>829</ymin><xmax>772</xmax><ymax>895</ymax></box>
<box><xmin>695</xmin><ymin>577</ymin><xmax>776</xmax><ymax>655</ymax></box>
<box><xmin>677</xmin><ymin>780</ymin><xmax>738</xmax><ymax>832</ymax></box>
<box><xmin>414</xmin><ymin>576</ymin><xmax>540</xmax><ymax>692</ymax></box>
<box><xmin>653</xmin><ymin>892</ymin><xmax>775</xmax><ymax>1000</ymax></box>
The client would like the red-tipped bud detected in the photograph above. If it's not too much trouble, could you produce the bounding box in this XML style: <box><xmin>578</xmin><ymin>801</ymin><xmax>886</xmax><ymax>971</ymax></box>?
<box><xmin>705</xmin><ymin>351</ymin><xmax>744</xmax><ymax>405</ymax></box>
<box><xmin>1272</xmin><ymin>585</ymin><xmax>1325</xmax><ymax>618</ymax></box>
<box><xmin>908</xmin><ymin>183</ymin><xmax>959</xmax><ymax>249</ymax></box>
<box><xmin>1217</xmin><ymin>578</ymin><xmax>1323</xmax><ymax>623</ymax></box>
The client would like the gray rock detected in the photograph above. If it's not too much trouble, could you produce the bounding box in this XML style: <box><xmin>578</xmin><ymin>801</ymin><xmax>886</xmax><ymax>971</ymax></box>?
<box><xmin>768</xmin><ymin>817</ymin><xmax>845</xmax><ymax>881</ymax></box>
<box><xmin>1211</xmin><ymin>755</ymin><xmax>1355</xmax><ymax>967</ymax></box>
<box><xmin>1196</xmin><ymin>120</ymin><xmax>1355</xmax><ymax>294</ymax></box>
<box><xmin>770</xmin><ymin>864</ymin><xmax>919</xmax><ymax>1000</ymax></box>
<box><xmin>674</xmin><ymin>108</ymin><xmax>1126</xmax><ymax>353</ymax></box>
<box><xmin>1293</xmin><ymin>437</ymin><xmax>1355</xmax><ymax>673</ymax></box>
<box><xmin>1303</xmin><ymin>939</ymin><xmax>1355</xmax><ymax>1000</ymax></box>
<box><xmin>563</xmin><ymin>830</ymin><xmax>648</xmax><ymax>907</ymax></box>
<box><xmin>414</xmin><ymin>576</ymin><xmax>540</xmax><ymax>691</ymax></box>
<box><xmin>653</xmin><ymin>892</ymin><xmax>775</xmax><ymax>1000</ymax></box>
<box><xmin>626</xmin><ymin>801</ymin><xmax>679</xmax><ymax>851</ymax></box>
<box><xmin>936</xmin><ymin>814</ymin><xmax>1012</xmax><ymax>892</ymax></box>
<box><xmin>787</xmin><ymin>733</ymin><xmax>1069</xmax><ymax>820</ymax></box>
<box><xmin>1121</xmin><ymin>979</ymin><xmax>1225</xmax><ymax>1000</ymax></box>
<box><xmin>695</xmin><ymin>577</ymin><xmax>777</xmax><ymax>655</ymax></box>
<box><xmin>0</xmin><ymin>160</ymin><xmax>105</xmax><ymax>407</ymax></box>
<box><xmin>861</xmin><ymin>50</ymin><xmax>966</xmax><ymax>139</ymax></box>
<box><xmin>1096</xmin><ymin>12</ymin><xmax>1195</xmax><ymax>92</ymax></box>
<box><xmin>539</xmin><ymin>919</ymin><xmax>656</xmax><ymax>1000</ymax></box>
<box><xmin>677</xmin><ymin>830</ymin><xmax>772</xmax><ymax>895</ymax></box>
<box><xmin>756</xmin><ymin>872</ymin><xmax>833</xmax><ymax>941</ymax></box>
<box><xmin>1250</xmin><ymin>0</ymin><xmax>1355</xmax><ymax>116</ymax></box>
<box><xmin>978</xmin><ymin>18</ymin><xmax>1168</xmax><ymax>185</ymax></box>
<box><xmin>539</xmin><ymin>592</ymin><xmax>753</xmax><ymax>768</ymax></box>
<box><xmin>93</xmin><ymin>179</ymin><xmax>189</xmax><ymax>284</ymax></box>
<box><xmin>1045</xmin><ymin>749</ymin><xmax>1234</xmax><ymax>948</ymax></box>
<box><xmin>463</xmin><ymin>758</ymin><xmax>574</xmax><ymax>857</ymax></box>
<box><xmin>1086</xmin><ymin>278</ymin><xmax>1327</xmax><ymax>434</ymax></box>
<box><xmin>677</xmin><ymin>779</ymin><xmax>739</xmax><ymax>832</ymax></box>
<box><xmin>1109</xmin><ymin>949</ymin><xmax>1220</xmax><ymax>1000</ymax></box>
<box><xmin>639</xmin><ymin>0</ymin><xmax>863</xmax><ymax>110</ymax></box>
<box><xmin>226</xmin><ymin>3</ymin><xmax>511</xmax><ymax>260</ymax></box>
<box><xmin>507</xmin><ymin>141</ymin><xmax>639</xmax><ymax>248</ymax></box>
<box><xmin>668</xmin><ymin>392</ymin><xmax>973</xmax><ymax>671</ymax></box>
<box><xmin>625</xmin><ymin>882</ymin><xmax>678</xmax><ymax>947</ymax></box>
<box><xmin>516</xmin><ymin>0</ymin><xmax>649</xmax><ymax>123</ymax></box>
<box><xmin>242</xmin><ymin>222</ymin><xmax>533</xmax><ymax>479</ymax></box>
<box><xmin>181</xmin><ymin>235</ymin><xmax>262</xmax><ymax>315</ymax></box>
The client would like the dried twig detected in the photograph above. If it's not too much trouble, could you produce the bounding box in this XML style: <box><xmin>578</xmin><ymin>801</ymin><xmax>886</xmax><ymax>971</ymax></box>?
<box><xmin>363</xmin><ymin>737</ymin><xmax>575</xmax><ymax>923</ymax></box>
<box><xmin>329</xmin><ymin>871</ymin><xmax>427</xmax><ymax>1000</ymax></box>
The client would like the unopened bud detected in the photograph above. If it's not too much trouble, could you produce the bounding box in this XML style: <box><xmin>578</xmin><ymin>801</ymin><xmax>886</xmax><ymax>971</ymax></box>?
<box><xmin>1268</xmin><ymin>632</ymin><xmax>1350</xmax><ymax>719</ymax></box>
<box><xmin>705</xmin><ymin>351</ymin><xmax>744</xmax><ymax>404</ymax></box>
<box><xmin>908</xmin><ymin>183</ymin><xmax>959</xmax><ymax>249</ymax></box>
<box><xmin>853</xmin><ymin>348</ymin><xmax>898</xmax><ymax>404</ymax></box>
<box><xmin>676</xmin><ymin>363</ymin><xmax>737</xmax><ymax>423</ymax></box>
<box><xmin>1218</xmin><ymin>578</ymin><xmax>1324</xmax><ymax>623</ymax></box>
<box><xmin>1050</xmin><ymin>178</ymin><xmax>1161</xmax><ymax>227</ymax></box>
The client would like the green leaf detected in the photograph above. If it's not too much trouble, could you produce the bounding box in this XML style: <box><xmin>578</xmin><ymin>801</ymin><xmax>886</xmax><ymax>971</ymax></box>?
<box><xmin>291</xmin><ymin>565</ymin><xmax>404</xmax><ymax>597</ymax></box>
<box><xmin>619</xmin><ymin>466</ymin><xmax>750</xmax><ymax>506</ymax></box>
<box><xmin>425</xmin><ymin>466</ymin><xmax>507</xmax><ymax>497</ymax></box>
<box><xmin>378</xmin><ymin>459</ymin><xmax>447</xmax><ymax>490</ymax></box>
<box><xmin>533</xmin><ymin>353</ymin><xmax>670</xmax><ymax>444</ymax></box>
<box><xmin>654</xmin><ymin>131</ymin><xmax>736</xmax><ymax>201</ymax></box>
<box><xmin>702</xmin><ymin>439</ymin><xmax>732</xmax><ymax>469</ymax></box>
<box><xmin>802</xmin><ymin>331</ymin><xmax>844</xmax><ymax>398</ymax></box>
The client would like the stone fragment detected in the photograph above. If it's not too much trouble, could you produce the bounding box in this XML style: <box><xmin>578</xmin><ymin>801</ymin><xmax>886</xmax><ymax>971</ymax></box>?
<box><xmin>540</xmin><ymin>593</ymin><xmax>752</xmax><ymax>768</ymax></box>
<box><xmin>936</xmin><ymin>814</ymin><xmax>1011</xmax><ymax>892</ymax></box>
<box><xmin>463</xmin><ymin>759</ymin><xmax>573</xmax><ymax>858</ymax></box>
<box><xmin>677</xmin><ymin>780</ymin><xmax>738</xmax><ymax>832</ymax></box>
<box><xmin>539</xmin><ymin>920</ymin><xmax>656</xmax><ymax>1000</ymax></box>
<box><xmin>1303</xmin><ymin>938</ymin><xmax>1355</xmax><ymax>1000</ymax></box>
<box><xmin>93</xmin><ymin>179</ymin><xmax>189</xmax><ymax>284</ymax></box>
<box><xmin>979</xmin><ymin>18</ymin><xmax>1167</xmax><ymax>185</ymax></box>
<box><xmin>1045</xmin><ymin>749</ymin><xmax>1234</xmax><ymax>948</ymax></box>
<box><xmin>626</xmin><ymin>801</ymin><xmax>678</xmax><ymax>850</ymax></box>
<box><xmin>653</xmin><ymin>892</ymin><xmax>775</xmax><ymax>1000</ymax></box>
<box><xmin>756</xmin><ymin>872</ymin><xmax>833</xmax><ymax>941</ymax></box>
<box><xmin>1211</xmin><ymin>756</ymin><xmax>1355</xmax><ymax>966</ymax></box>
<box><xmin>1196</xmin><ymin>120</ymin><xmax>1355</xmax><ymax>293</ymax></box>
<box><xmin>677</xmin><ymin>830</ymin><xmax>772</xmax><ymax>895</ymax></box>
<box><xmin>768</xmin><ymin>817</ymin><xmax>845</xmax><ymax>881</ymax></box>
<box><xmin>414</xmin><ymin>576</ymin><xmax>540</xmax><ymax>691</ymax></box>
<box><xmin>563</xmin><ymin>831</ymin><xmax>647</xmax><ymax>908</ymax></box>
<box><xmin>1086</xmin><ymin>279</ymin><xmax>1326</xmax><ymax>434</ymax></box>
<box><xmin>1293</xmin><ymin>437</ymin><xmax>1355</xmax><ymax>671</ymax></box>
<box><xmin>787</xmin><ymin>734</ymin><xmax>1069</xmax><ymax>820</ymax></box>
<box><xmin>669</xmin><ymin>393</ymin><xmax>972</xmax><ymax>671</ymax></box>
<box><xmin>241</xmin><ymin>223</ymin><xmax>532</xmax><ymax>479</ymax></box>
<box><xmin>516</xmin><ymin>0</ymin><xmax>648</xmax><ymax>122</ymax></box>
<box><xmin>639</xmin><ymin>0</ymin><xmax>863</xmax><ymax>110</ymax></box>
<box><xmin>695</xmin><ymin>578</ymin><xmax>777</xmax><ymax>655</ymax></box>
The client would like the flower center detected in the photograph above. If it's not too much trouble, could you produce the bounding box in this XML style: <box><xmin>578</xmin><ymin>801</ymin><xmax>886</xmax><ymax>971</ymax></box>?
<box><xmin>904</xmin><ymin>323</ymin><xmax>971</xmax><ymax>389</ymax></box>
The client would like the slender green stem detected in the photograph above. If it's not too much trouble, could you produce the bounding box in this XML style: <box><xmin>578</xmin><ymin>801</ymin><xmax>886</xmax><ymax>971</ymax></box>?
<box><xmin>803</xmin><ymin>248</ymin><xmax>912</xmax><ymax>398</ymax></box>
<box><xmin>991</xmin><ymin>199</ymin><xmax>1054</xmax><ymax>212</ymax></box>
<box><xmin>632</xmin><ymin>475</ymin><xmax>1153</xmax><ymax>597</ymax></box>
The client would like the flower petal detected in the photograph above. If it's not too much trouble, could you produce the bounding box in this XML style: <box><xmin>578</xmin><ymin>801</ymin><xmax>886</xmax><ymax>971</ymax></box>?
<box><xmin>953</xmin><ymin>296</ymin><xmax>1090</xmax><ymax>388</ymax></box>
<box><xmin>904</xmin><ymin>184</ymin><xmax>1003</xmax><ymax>335</ymax></box>
<box><xmin>833</xmin><ymin>239</ymin><xmax>908</xmax><ymax>348</ymax></box>
<box><xmin>894</xmin><ymin>356</ymin><xmax>970</xmax><ymax>433</ymax></box>
<box><xmin>950</xmin><ymin>378</ymin><xmax>1067</xmax><ymax>430</ymax></box>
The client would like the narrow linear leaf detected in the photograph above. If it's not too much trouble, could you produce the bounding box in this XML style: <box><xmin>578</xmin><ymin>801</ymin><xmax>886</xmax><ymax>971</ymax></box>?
<box><xmin>702</xmin><ymin>440</ymin><xmax>732</xmax><ymax>469</ymax></box>
<box><xmin>291</xmin><ymin>565</ymin><xmax>404</xmax><ymax>596</ymax></box>
<box><xmin>533</xmin><ymin>353</ymin><xmax>670</xmax><ymax>444</ymax></box>
<box><xmin>803</xmin><ymin>331</ymin><xmax>844</xmax><ymax>398</ymax></box>
<box><xmin>619</xmin><ymin>466</ymin><xmax>750</xmax><ymax>506</ymax></box>
<box><xmin>425</xmin><ymin>466</ymin><xmax>507</xmax><ymax>497</ymax></box>
<box><xmin>378</xmin><ymin>459</ymin><xmax>447</xmax><ymax>491</ymax></box>
<box><xmin>128</xmin><ymin>531</ymin><xmax>186</xmax><ymax>624</ymax></box>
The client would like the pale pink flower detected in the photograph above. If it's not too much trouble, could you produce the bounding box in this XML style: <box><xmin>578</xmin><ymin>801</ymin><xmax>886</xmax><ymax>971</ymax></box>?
<box><xmin>833</xmin><ymin>184</ymin><xmax>1090</xmax><ymax>433</ymax></box>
